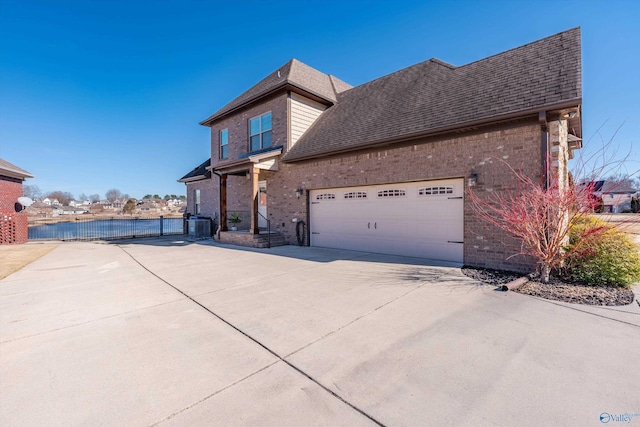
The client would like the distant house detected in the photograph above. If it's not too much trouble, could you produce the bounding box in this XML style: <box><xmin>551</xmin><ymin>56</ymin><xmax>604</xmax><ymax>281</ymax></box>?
<box><xmin>42</xmin><ymin>198</ymin><xmax>52</xmax><ymax>205</ymax></box>
<box><xmin>585</xmin><ymin>181</ymin><xmax>638</xmax><ymax>213</ymax></box>
<box><xmin>60</xmin><ymin>206</ymin><xmax>89</xmax><ymax>215</ymax></box>
<box><xmin>138</xmin><ymin>200</ymin><xmax>161</xmax><ymax>213</ymax></box>
<box><xmin>180</xmin><ymin>28</ymin><xmax>582</xmax><ymax>272</ymax></box>
<box><xmin>27</xmin><ymin>201</ymin><xmax>54</xmax><ymax>217</ymax></box>
<box><xmin>99</xmin><ymin>200</ymin><xmax>114</xmax><ymax>210</ymax></box>
<box><xmin>0</xmin><ymin>157</ymin><xmax>34</xmax><ymax>244</ymax></box>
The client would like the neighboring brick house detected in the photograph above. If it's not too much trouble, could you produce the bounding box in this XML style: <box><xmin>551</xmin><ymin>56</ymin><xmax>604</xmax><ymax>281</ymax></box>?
<box><xmin>182</xmin><ymin>28</ymin><xmax>582</xmax><ymax>272</ymax></box>
<box><xmin>0</xmin><ymin>158</ymin><xmax>34</xmax><ymax>244</ymax></box>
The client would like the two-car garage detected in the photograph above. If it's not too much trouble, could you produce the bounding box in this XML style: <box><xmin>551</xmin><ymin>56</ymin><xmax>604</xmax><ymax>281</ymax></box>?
<box><xmin>309</xmin><ymin>178</ymin><xmax>464</xmax><ymax>262</ymax></box>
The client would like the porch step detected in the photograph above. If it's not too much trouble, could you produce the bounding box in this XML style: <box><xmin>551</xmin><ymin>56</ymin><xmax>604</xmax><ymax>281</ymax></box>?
<box><xmin>253</xmin><ymin>232</ymin><xmax>288</xmax><ymax>248</ymax></box>
<box><xmin>218</xmin><ymin>231</ymin><xmax>288</xmax><ymax>249</ymax></box>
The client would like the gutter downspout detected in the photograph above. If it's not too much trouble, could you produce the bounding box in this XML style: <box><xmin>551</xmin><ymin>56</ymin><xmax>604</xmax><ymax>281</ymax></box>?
<box><xmin>539</xmin><ymin>111</ymin><xmax>550</xmax><ymax>189</ymax></box>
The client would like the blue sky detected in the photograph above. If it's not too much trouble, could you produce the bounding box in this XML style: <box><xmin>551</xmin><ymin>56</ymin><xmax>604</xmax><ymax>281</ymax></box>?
<box><xmin>1</xmin><ymin>0</ymin><xmax>639</xmax><ymax>199</ymax></box>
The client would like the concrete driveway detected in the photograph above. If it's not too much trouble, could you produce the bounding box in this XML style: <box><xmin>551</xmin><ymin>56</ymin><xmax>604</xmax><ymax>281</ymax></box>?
<box><xmin>1</xmin><ymin>238</ymin><xmax>639</xmax><ymax>426</ymax></box>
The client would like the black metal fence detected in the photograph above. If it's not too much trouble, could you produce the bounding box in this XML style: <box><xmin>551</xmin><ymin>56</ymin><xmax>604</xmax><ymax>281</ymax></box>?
<box><xmin>28</xmin><ymin>216</ymin><xmax>184</xmax><ymax>241</ymax></box>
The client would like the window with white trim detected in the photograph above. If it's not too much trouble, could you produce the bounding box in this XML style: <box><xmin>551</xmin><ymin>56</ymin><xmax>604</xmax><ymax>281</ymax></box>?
<box><xmin>220</xmin><ymin>129</ymin><xmax>228</xmax><ymax>159</ymax></box>
<box><xmin>315</xmin><ymin>193</ymin><xmax>336</xmax><ymax>200</ymax></box>
<box><xmin>249</xmin><ymin>112</ymin><xmax>272</xmax><ymax>151</ymax></box>
<box><xmin>418</xmin><ymin>186</ymin><xmax>454</xmax><ymax>196</ymax></box>
<box><xmin>377</xmin><ymin>189</ymin><xmax>406</xmax><ymax>198</ymax></box>
<box><xmin>344</xmin><ymin>191</ymin><xmax>367</xmax><ymax>199</ymax></box>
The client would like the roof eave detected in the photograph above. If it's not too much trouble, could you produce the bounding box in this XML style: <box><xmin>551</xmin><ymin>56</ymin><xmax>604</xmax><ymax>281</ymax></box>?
<box><xmin>177</xmin><ymin>175</ymin><xmax>208</xmax><ymax>183</ymax></box>
<box><xmin>0</xmin><ymin>168</ymin><xmax>34</xmax><ymax>180</ymax></box>
<box><xmin>283</xmin><ymin>98</ymin><xmax>582</xmax><ymax>163</ymax></box>
<box><xmin>200</xmin><ymin>83</ymin><xmax>335</xmax><ymax>127</ymax></box>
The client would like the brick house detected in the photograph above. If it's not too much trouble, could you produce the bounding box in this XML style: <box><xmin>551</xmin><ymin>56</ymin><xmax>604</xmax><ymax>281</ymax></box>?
<box><xmin>181</xmin><ymin>28</ymin><xmax>582</xmax><ymax>272</ymax></box>
<box><xmin>0</xmin><ymin>158</ymin><xmax>34</xmax><ymax>244</ymax></box>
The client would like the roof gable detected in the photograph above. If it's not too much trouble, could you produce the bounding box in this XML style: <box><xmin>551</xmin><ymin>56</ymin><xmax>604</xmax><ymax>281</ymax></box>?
<box><xmin>200</xmin><ymin>59</ymin><xmax>352</xmax><ymax>126</ymax></box>
<box><xmin>284</xmin><ymin>27</ymin><xmax>582</xmax><ymax>161</ymax></box>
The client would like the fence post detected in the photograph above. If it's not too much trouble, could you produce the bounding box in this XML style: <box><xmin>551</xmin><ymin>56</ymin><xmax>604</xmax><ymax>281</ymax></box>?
<box><xmin>160</xmin><ymin>215</ymin><xmax>164</xmax><ymax>236</ymax></box>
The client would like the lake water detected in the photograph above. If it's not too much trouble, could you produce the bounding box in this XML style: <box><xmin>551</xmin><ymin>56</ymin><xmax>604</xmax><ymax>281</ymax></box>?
<box><xmin>28</xmin><ymin>217</ymin><xmax>184</xmax><ymax>240</ymax></box>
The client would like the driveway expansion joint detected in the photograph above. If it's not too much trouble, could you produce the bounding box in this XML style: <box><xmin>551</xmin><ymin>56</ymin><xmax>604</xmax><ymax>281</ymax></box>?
<box><xmin>0</xmin><ymin>299</ymin><xmax>185</xmax><ymax>344</ymax></box>
<box><xmin>118</xmin><ymin>245</ymin><xmax>386</xmax><ymax>427</ymax></box>
<box><xmin>529</xmin><ymin>295</ymin><xmax>640</xmax><ymax>328</ymax></box>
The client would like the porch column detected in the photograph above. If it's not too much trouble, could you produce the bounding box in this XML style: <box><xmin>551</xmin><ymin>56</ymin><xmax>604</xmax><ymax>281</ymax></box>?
<box><xmin>220</xmin><ymin>174</ymin><xmax>228</xmax><ymax>231</ymax></box>
<box><xmin>249</xmin><ymin>166</ymin><xmax>260</xmax><ymax>234</ymax></box>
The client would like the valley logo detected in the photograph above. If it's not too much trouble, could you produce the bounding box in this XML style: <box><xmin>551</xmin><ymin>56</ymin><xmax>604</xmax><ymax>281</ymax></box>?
<box><xmin>600</xmin><ymin>412</ymin><xmax>640</xmax><ymax>424</ymax></box>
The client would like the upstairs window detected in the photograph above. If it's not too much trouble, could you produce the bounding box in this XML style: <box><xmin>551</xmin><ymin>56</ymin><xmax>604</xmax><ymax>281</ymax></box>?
<box><xmin>220</xmin><ymin>129</ymin><xmax>229</xmax><ymax>159</ymax></box>
<box><xmin>249</xmin><ymin>112</ymin><xmax>272</xmax><ymax>151</ymax></box>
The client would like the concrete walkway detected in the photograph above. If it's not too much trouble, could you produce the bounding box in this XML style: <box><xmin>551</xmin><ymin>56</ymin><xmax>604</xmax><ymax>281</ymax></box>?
<box><xmin>1</xmin><ymin>238</ymin><xmax>639</xmax><ymax>426</ymax></box>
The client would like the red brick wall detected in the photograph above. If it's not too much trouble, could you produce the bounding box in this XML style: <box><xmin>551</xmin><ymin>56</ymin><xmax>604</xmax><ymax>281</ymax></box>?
<box><xmin>0</xmin><ymin>176</ymin><xmax>28</xmax><ymax>244</ymax></box>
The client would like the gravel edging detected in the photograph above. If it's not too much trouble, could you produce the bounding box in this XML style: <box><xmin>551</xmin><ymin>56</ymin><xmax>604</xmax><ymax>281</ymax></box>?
<box><xmin>461</xmin><ymin>266</ymin><xmax>636</xmax><ymax>306</ymax></box>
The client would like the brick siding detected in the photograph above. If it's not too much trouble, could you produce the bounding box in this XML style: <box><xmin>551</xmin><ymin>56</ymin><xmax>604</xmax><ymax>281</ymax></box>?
<box><xmin>264</xmin><ymin>119</ymin><xmax>542</xmax><ymax>273</ymax></box>
<box><xmin>185</xmin><ymin>177</ymin><xmax>218</xmax><ymax>220</ymax></box>
<box><xmin>204</xmin><ymin>101</ymin><xmax>547</xmax><ymax>273</ymax></box>
<box><xmin>0</xmin><ymin>176</ymin><xmax>29</xmax><ymax>244</ymax></box>
<box><xmin>209</xmin><ymin>93</ymin><xmax>289</xmax><ymax>167</ymax></box>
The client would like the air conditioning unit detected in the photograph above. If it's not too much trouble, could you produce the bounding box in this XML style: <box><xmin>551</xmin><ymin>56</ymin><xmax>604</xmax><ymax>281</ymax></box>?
<box><xmin>188</xmin><ymin>218</ymin><xmax>211</xmax><ymax>238</ymax></box>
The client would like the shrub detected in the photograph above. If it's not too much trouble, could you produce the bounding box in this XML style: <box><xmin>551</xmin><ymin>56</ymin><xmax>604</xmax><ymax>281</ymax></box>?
<box><xmin>564</xmin><ymin>216</ymin><xmax>640</xmax><ymax>287</ymax></box>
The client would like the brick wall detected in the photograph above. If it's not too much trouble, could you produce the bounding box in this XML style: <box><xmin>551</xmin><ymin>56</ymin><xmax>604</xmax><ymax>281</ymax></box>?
<box><xmin>207</xmin><ymin>100</ymin><xmax>546</xmax><ymax>272</ymax></box>
<box><xmin>185</xmin><ymin>177</ymin><xmax>218</xmax><ymax>219</ymax></box>
<box><xmin>0</xmin><ymin>176</ymin><xmax>28</xmax><ymax>244</ymax></box>
<box><xmin>263</xmin><ymin>118</ymin><xmax>542</xmax><ymax>273</ymax></box>
<box><xmin>209</xmin><ymin>93</ymin><xmax>289</xmax><ymax>168</ymax></box>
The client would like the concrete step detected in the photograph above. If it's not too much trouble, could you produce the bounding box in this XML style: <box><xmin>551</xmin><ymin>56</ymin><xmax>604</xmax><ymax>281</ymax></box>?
<box><xmin>254</xmin><ymin>232</ymin><xmax>288</xmax><ymax>248</ymax></box>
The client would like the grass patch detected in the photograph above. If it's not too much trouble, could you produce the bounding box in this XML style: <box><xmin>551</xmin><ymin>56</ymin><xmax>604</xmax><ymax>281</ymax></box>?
<box><xmin>0</xmin><ymin>244</ymin><xmax>58</xmax><ymax>280</ymax></box>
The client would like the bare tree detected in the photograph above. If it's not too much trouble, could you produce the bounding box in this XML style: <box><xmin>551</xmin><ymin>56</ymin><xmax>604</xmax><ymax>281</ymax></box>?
<box><xmin>89</xmin><ymin>194</ymin><xmax>101</xmax><ymax>203</ymax></box>
<box><xmin>469</xmin><ymin>133</ymin><xmax>638</xmax><ymax>283</ymax></box>
<box><xmin>47</xmin><ymin>191</ymin><xmax>74</xmax><ymax>206</ymax></box>
<box><xmin>23</xmin><ymin>185</ymin><xmax>42</xmax><ymax>199</ymax></box>
<box><xmin>105</xmin><ymin>189</ymin><xmax>122</xmax><ymax>202</ymax></box>
<box><xmin>78</xmin><ymin>193</ymin><xmax>88</xmax><ymax>202</ymax></box>
<box><xmin>469</xmin><ymin>160</ymin><xmax>605</xmax><ymax>282</ymax></box>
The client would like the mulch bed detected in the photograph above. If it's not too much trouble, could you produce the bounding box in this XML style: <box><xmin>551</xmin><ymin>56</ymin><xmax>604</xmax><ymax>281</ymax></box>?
<box><xmin>461</xmin><ymin>267</ymin><xmax>636</xmax><ymax>306</ymax></box>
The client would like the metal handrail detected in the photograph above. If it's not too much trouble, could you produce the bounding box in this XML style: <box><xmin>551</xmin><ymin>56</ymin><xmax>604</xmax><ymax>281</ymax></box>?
<box><xmin>256</xmin><ymin>210</ymin><xmax>270</xmax><ymax>248</ymax></box>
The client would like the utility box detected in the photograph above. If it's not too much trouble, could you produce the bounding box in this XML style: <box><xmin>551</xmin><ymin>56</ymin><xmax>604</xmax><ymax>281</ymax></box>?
<box><xmin>188</xmin><ymin>218</ymin><xmax>211</xmax><ymax>238</ymax></box>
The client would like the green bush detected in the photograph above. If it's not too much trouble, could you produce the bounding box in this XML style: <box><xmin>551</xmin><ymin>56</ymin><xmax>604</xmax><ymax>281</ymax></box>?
<box><xmin>564</xmin><ymin>216</ymin><xmax>640</xmax><ymax>287</ymax></box>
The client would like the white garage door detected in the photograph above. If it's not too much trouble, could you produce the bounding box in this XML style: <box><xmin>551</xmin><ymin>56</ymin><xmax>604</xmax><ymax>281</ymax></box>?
<box><xmin>309</xmin><ymin>179</ymin><xmax>464</xmax><ymax>262</ymax></box>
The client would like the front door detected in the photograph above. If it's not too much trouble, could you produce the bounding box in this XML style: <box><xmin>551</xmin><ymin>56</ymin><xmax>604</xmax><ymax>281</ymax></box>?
<box><xmin>258</xmin><ymin>181</ymin><xmax>267</xmax><ymax>228</ymax></box>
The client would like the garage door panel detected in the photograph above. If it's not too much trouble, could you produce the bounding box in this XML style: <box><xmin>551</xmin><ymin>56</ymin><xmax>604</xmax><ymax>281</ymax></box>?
<box><xmin>310</xmin><ymin>179</ymin><xmax>464</xmax><ymax>262</ymax></box>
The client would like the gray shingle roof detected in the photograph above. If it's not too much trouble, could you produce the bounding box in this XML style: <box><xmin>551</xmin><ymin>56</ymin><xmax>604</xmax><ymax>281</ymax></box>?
<box><xmin>178</xmin><ymin>158</ymin><xmax>211</xmax><ymax>182</ymax></box>
<box><xmin>200</xmin><ymin>59</ymin><xmax>352</xmax><ymax>125</ymax></box>
<box><xmin>284</xmin><ymin>27</ymin><xmax>581</xmax><ymax>161</ymax></box>
<box><xmin>0</xmin><ymin>157</ymin><xmax>34</xmax><ymax>179</ymax></box>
